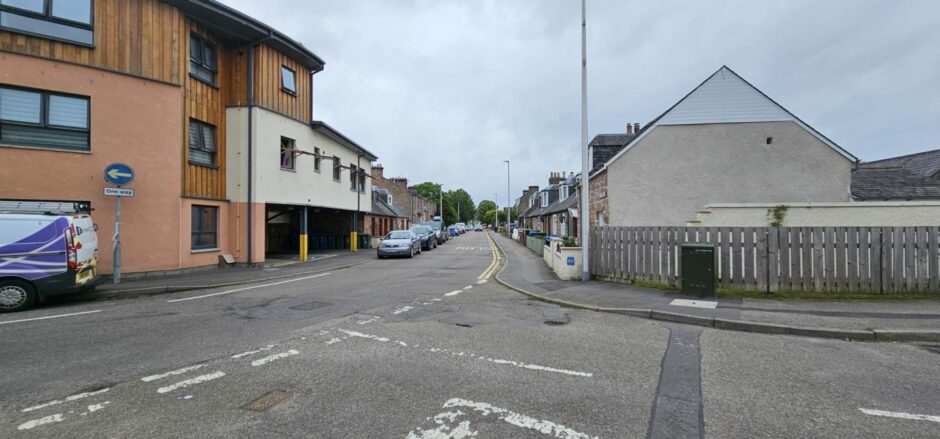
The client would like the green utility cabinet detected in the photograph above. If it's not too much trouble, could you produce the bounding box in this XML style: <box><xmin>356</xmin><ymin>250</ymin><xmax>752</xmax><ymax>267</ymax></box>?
<box><xmin>681</xmin><ymin>243</ymin><xmax>716</xmax><ymax>297</ymax></box>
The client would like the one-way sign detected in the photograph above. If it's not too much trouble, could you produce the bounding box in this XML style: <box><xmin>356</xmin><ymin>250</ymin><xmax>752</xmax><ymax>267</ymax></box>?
<box><xmin>104</xmin><ymin>163</ymin><xmax>135</xmax><ymax>185</ymax></box>
<box><xmin>104</xmin><ymin>187</ymin><xmax>134</xmax><ymax>197</ymax></box>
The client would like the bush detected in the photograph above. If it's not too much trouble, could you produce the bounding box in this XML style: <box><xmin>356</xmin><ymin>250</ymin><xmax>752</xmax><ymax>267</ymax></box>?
<box><xmin>561</xmin><ymin>236</ymin><xmax>577</xmax><ymax>247</ymax></box>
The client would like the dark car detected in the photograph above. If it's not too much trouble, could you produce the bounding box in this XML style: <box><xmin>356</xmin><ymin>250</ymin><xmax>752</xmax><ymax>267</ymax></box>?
<box><xmin>377</xmin><ymin>230</ymin><xmax>421</xmax><ymax>259</ymax></box>
<box><xmin>409</xmin><ymin>225</ymin><xmax>437</xmax><ymax>251</ymax></box>
<box><xmin>425</xmin><ymin>220</ymin><xmax>448</xmax><ymax>244</ymax></box>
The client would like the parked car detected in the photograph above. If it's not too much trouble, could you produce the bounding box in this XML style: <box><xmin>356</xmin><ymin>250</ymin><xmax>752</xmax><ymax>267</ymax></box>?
<box><xmin>0</xmin><ymin>213</ymin><xmax>99</xmax><ymax>312</ymax></box>
<box><xmin>409</xmin><ymin>225</ymin><xmax>436</xmax><ymax>251</ymax></box>
<box><xmin>455</xmin><ymin>223</ymin><xmax>466</xmax><ymax>234</ymax></box>
<box><xmin>426</xmin><ymin>220</ymin><xmax>448</xmax><ymax>244</ymax></box>
<box><xmin>474</xmin><ymin>224</ymin><xmax>483</xmax><ymax>231</ymax></box>
<box><xmin>377</xmin><ymin>230</ymin><xmax>421</xmax><ymax>259</ymax></box>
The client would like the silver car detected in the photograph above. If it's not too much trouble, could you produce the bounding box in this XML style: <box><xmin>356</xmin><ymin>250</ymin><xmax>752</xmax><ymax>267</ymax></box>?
<box><xmin>377</xmin><ymin>230</ymin><xmax>421</xmax><ymax>259</ymax></box>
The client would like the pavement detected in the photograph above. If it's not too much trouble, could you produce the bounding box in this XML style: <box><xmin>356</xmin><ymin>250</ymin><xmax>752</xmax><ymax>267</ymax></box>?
<box><xmin>490</xmin><ymin>232</ymin><xmax>940</xmax><ymax>342</ymax></box>
<box><xmin>3</xmin><ymin>231</ymin><xmax>940</xmax><ymax>438</ymax></box>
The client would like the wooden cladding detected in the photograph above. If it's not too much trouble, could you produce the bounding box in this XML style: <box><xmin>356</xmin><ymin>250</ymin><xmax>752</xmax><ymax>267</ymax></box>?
<box><xmin>0</xmin><ymin>0</ymin><xmax>183</xmax><ymax>84</ymax></box>
<box><xmin>182</xmin><ymin>21</ymin><xmax>226</xmax><ymax>200</ymax></box>
<box><xmin>227</xmin><ymin>44</ymin><xmax>311</xmax><ymax>123</ymax></box>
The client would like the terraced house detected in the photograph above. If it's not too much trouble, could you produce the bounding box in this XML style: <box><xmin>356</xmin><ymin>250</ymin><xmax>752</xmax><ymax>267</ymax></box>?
<box><xmin>0</xmin><ymin>0</ymin><xmax>375</xmax><ymax>274</ymax></box>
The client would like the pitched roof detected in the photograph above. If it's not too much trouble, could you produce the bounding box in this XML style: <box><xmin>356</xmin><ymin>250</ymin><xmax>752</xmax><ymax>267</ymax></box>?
<box><xmin>542</xmin><ymin>194</ymin><xmax>579</xmax><ymax>215</ymax></box>
<box><xmin>595</xmin><ymin>66</ymin><xmax>857</xmax><ymax>175</ymax></box>
<box><xmin>851</xmin><ymin>148</ymin><xmax>940</xmax><ymax>200</ymax></box>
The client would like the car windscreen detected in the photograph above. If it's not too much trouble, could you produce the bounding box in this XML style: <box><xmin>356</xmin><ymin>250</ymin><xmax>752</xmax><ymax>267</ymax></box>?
<box><xmin>410</xmin><ymin>227</ymin><xmax>430</xmax><ymax>235</ymax></box>
<box><xmin>387</xmin><ymin>232</ymin><xmax>412</xmax><ymax>239</ymax></box>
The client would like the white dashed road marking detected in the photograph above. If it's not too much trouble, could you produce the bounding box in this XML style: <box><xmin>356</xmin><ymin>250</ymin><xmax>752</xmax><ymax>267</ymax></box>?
<box><xmin>22</xmin><ymin>388</ymin><xmax>110</xmax><ymax>413</ymax></box>
<box><xmin>141</xmin><ymin>365</ymin><xmax>204</xmax><ymax>382</ymax></box>
<box><xmin>156</xmin><ymin>371</ymin><xmax>226</xmax><ymax>394</ymax></box>
<box><xmin>444</xmin><ymin>290</ymin><xmax>462</xmax><ymax>297</ymax></box>
<box><xmin>337</xmin><ymin>329</ymin><xmax>593</xmax><ymax>378</ymax></box>
<box><xmin>231</xmin><ymin>345</ymin><xmax>277</xmax><ymax>359</ymax></box>
<box><xmin>166</xmin><ymin>272</ymin><xmax>331</xmax><ymax>303</ymax></box>
<box><xmin>407</xmin><ymin>398</ymin><xmax>599</xmax><ymax>439</ymax></box>
<box><xmin>669</xmin><ymin>298</ymin><xmax>718</xmax><ymax>309</ymax></box>
<box><xmin>392</xmin><ymin>306</ymin><xmax>415</xmax><ymax>315</ymax></box>
<box><xmin>250</xmin><ymin>350</ymin><xmax>300</xmax><ymax>367</ymax></box>
<box><xmin>860</xmin><ymin>408</ymin><xmax>940</xmax><ymax>423</ymax></box>
<box><xmin>18</xmin><ymin>414</ymin><xmax>65</xmax><ymax>431</ymax></box>
<box><xmin>0</xmin><ymin>310</ymin><xmax>102</xmax><ymax>326</ymax></box>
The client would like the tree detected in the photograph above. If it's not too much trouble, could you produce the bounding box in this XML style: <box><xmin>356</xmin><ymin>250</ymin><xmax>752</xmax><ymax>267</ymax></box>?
<box><xmin>482</xmin><ymin>209</ymin><xmax>508</xmax><ymax>226</ymax></box>
<box><xmin>412</xmin><ymin>182</ymin><xmax>442</xmax><ymax>215</ymax></box>
<box><xmin>447</xmin><ymin>189</ymin><xmax>475</xmax><ymax>224</ymax></box>
<box><xmin>476</xmin><ymin>200</ymin><xmax>497</xmax><ymax>221</ymax></box>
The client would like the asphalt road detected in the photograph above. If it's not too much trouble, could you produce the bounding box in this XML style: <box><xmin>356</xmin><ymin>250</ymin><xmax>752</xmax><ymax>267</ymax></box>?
<box><xmin>1</xmin><ymin>231</ymin><xmax>938</xmax><ymax>438</ymax></box>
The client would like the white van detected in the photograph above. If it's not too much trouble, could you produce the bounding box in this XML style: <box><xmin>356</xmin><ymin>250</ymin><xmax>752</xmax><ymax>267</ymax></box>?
<box><xmin>0</xmin><ymin>213</ymin><xmax>99</xmax><ymax>312</ymax></box>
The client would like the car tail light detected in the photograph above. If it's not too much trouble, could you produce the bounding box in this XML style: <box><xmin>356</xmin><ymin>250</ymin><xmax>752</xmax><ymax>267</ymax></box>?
<box><xmin>65</xmin><ymin>226</ymin><xmax>78</xmax><ymax>270</ymax></box>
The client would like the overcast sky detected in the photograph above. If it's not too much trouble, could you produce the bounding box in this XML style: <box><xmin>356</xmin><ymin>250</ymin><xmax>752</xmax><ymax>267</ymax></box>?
<box><xmin>223</xmin><ymin>0</ymin><xmax>940</xmax><ymax>207</ymax></box>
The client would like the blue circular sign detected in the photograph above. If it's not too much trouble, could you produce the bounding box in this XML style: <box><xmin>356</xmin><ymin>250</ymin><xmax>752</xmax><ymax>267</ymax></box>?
<box><xmin>104</xmin><ymin>163</ymin><xmax>135</xmax><ymax>185</ymax></box>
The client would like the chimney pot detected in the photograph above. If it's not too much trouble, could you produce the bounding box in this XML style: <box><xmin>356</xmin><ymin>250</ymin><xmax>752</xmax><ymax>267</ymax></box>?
<box><xmin>626</xmin><ymin>123</ymin><xmax>633</xmax><ymax>135</ymax></box>
<box><xmin>634</xmin><ymin>123</ymin><xmax>640</xmax><ymax>132</ymax></box>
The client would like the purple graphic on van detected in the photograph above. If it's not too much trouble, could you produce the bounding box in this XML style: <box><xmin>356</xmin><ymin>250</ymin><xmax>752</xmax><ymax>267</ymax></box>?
<box><xmin>0</xmin><ymin>217</ymin><xmax>68</xmax><ymax>281</ymax></box>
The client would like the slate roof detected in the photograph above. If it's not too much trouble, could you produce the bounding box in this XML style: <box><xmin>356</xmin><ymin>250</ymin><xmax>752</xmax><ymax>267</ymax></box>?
<box><xmin>851</xmin><ymin>148</ymin><xmax>940</xmax><ymax>200</ymax></box>
<box><xmin>590</xmin><ymin>134</ymin><xmax>635</xmax><ymax>173</ymax></box>
<box><xmin>542</xmin><ymin>193</ymin><xmax>579</xmax><ymax>215</ymax></box>
<box><xmin>371</xmin><ymin>196</ymin><xmax>408</xmax><ymax>218</ymax></box>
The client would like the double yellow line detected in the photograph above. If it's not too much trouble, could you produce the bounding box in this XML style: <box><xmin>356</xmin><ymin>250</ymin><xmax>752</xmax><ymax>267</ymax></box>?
<box><xmin>479</xmin><ymin>232</ymin><xmax>501</xmax><ymax>280</ymax></box>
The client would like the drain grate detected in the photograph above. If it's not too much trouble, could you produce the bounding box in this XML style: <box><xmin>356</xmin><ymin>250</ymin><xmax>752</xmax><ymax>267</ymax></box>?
<box><xmin>289</xmin><ymin>301</ymin><xmax>331</xmax><ymax>311</ymax></box>
<box><xmin>243</xmin><ymin>390</ymin><xmax>288</xmax><ymax>412</ymax></box>
<box><xmin>923</xmin><ymin>345</ymin><xmax>940</xmax><ymax>355</ymax></box>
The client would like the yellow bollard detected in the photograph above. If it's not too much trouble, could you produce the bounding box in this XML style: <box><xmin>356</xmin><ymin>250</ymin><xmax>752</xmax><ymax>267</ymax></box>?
<box><xmin>350</xmin><ymin>231</ymin><xmax>358</xmax><ymax>252</ymax></box>
<box><xmin>299</xmin><ymin>234</ymin><xmax>308</xmax><ymax>261</ymax></box>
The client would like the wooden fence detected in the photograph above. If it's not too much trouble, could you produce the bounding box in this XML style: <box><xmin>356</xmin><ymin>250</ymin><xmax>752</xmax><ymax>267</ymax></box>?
<box><xmin>589</xmin><ymin>226</ymin><xmax>940</xmax><ymax>294</ymax></box>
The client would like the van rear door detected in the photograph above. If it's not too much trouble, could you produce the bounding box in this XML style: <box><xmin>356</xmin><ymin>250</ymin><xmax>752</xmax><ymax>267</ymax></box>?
<box><xmin>69</xmin><ymin>215</ymin><xmax>98</xmax><ymax>284</ymax></box>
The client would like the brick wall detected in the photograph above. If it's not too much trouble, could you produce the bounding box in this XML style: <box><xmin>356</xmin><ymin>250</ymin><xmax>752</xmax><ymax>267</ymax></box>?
<box><xmin>589</xmin><ymin>170</ymin><xmax>608</xmax><ymax>228</ymax></box>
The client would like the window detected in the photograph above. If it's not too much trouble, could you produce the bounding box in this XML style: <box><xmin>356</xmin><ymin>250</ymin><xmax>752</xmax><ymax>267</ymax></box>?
<box><xmin>313</xmin><ymin>147</ymin><xmax>321</xmax><ymax>172</ymax></box>
<box><xmin>281</xmin><ymin>66</ymin><xmax>296</xmax><ymax>95</ymax></box>
<box><xmin>540</xmin><ymin>192</ymin><xmax>548</xmax><ymax>207</ymax></box>
<box><xmin>559</xmin><ymin>185</ymin><xmax>569</xmax><ymax>200</ymax></box>
<box><xmin>0</xmin><ymin>85</ymin><xmax>89</xmax><ymax>151</ymax></box>
<box><xmin>332</xmin><ymin>156</ymin><xmax>341</xmax><ymax>181</ymax></box>
<box><xmin>358</xmin><ymin>169</ymin><xmax>366</xmax><ymax>193</ymax></box>
<box><xmin>349</xmin><ymin>164</ymin><xmax>358</xmax><ymax>190</ymax></box>
<box><xmin>280</xmin><ymin>136</ymin><xmax>295</xmax><ymax>170</ymax></box>
<box><xmin>191</xmin><ymin>205</ymin><xmax>218</xmax><ymax>250</ymax></box>
<box><xmin>187</xmin><ymin>119</ymin><xmax>216</xmax><ymax>167</ymax></box>
<box><xmin>0</xmin><ymin>0</ymin><xmax>93</xmax><ymax>46</ymax></box>
<box><xmin>189</xmin><ymin>34</ymin><xmax>217</xmax><ymax>85</ymax></box>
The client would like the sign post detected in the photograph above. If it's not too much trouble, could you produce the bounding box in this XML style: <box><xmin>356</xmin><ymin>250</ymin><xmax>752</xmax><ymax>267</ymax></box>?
<box><xmin>103</xmin><ymin>163</ymin><xmax>135</xmax><ymax>284</ymax></box>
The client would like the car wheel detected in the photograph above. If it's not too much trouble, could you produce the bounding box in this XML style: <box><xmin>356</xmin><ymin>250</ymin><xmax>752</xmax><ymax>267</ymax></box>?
<box><xmin>0</xmin><ymin>279</ymin><xmax>37</xmax><ymax>313</ymax></box>
<box><xmin>409</xmin><ymin>247</ymin><xmax>415</xmax><ymax>258</ymax></box>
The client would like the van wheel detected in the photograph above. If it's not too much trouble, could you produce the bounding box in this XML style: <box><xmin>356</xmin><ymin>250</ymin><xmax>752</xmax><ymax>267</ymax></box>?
<box><xmin>0</xmin><ymin>279</ymin><xmax>36</xmax><ymax>313</ymax></box>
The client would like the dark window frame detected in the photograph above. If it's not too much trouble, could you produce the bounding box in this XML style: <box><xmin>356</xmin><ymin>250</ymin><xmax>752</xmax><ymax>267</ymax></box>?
<box><xmin>187</xmin><ymin>118</ymin><xmax>217</xmax><ymax>168</ymax></box>
<box><xmin>280</xmin><ymin>136</ymin><xmax>296</xmax><ymax>171</ymax></box>
<box><xmin>0</xmin><ymin>83</ymin><xmax>91</xmax><ymax>151</ymax></box>
<box><xmin>358</xmin><ymin>169</ymin><xmax>366</xmax><ymax>193</ymax></box>
<box><xmin>313</xmin><ymin>147</ymin><xmax>321</xmax><ymax>172</ymax></box>
<box><xmin>0</xmin><ymin>0</ymin><xmax>95</xmax><ymax>47</ymax></box>
<box><xmin>332</xmin><ymin>156</ymin><xmax>341</xmax><ymax>181</ymax></box>
<box><xmin>280</xmin><ymin>65</ymin><xmax>297</xmax><ymax>95</ymax></box>
<box><xmin>189</xmin><ymin>33</ymin><xmax>218</xmax><ymax>86</ymax></box>
<box><xmin>190</xmin><ymin>205</ymin><xmax>218</xmax><ymax>250</ymax></box>
<box><xmin>349</xmin><ymin>163</ymin><xmax>358</xmax><ymax>191</ymax></box>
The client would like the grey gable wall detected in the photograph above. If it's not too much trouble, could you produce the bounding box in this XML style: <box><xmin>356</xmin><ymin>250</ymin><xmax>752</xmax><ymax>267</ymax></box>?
<box><xmin>606</xmin><ymin>121</ymin><xmax>853</xmax><ymax>226</ymax></box>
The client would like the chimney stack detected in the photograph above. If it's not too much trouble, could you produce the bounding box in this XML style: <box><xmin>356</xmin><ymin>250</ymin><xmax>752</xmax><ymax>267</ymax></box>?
<box><xmin>626</xmin><ymin>123</ymin><xmax>633</xmax><ymax>135</ymax></box>
<box><xmin>372</xmin><ymin>164</ymin><xmax>384</xmax><ymax>181</ymax></box>
<box><xmin>634</xmin><ymin>123</ymin><xmax>640</xmax><ymax>133</ymax></box>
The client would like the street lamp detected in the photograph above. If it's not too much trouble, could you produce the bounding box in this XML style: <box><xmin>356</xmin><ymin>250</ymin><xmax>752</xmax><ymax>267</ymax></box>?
<box><xmin>578</xmin><ymin>0</ymin><xmax>590</xmax><ymax>281</ymax></box>
<box><xmin>504</xmin><ymin>160</ymin><xmax>510</xmax><ymax>235</ymax></box>
<box><xmin>439</xmin><ymin>183</ymin><xmax>443</xmax><ymax>221</ymax></box>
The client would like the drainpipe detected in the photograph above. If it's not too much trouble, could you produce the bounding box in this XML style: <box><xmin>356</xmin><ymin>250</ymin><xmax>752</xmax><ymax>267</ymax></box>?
<box><xmin>352</xmin><ymin>154</ymin><xmax>363</xmax><ymax>251</ymax></box>
<box><xmin>247</xmin><ymin>43</ymin><xmax>254</xmax><ymax>267</ymax></box>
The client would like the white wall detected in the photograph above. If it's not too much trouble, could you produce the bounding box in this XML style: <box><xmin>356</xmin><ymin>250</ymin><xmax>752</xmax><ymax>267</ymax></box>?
<box><xmin>227</xmin><ymin>107</ymin><xmax>372</xmax><ymax>211</ymax></box>
<box><xmin>690</xmin><ymin>201</ymin><xmax>940</xmax><ymax>226</ymax></box>
<box><xmin>606</xmin><ymin>121</ymin><xmax>853</xmax><ymax>226</ymax></box>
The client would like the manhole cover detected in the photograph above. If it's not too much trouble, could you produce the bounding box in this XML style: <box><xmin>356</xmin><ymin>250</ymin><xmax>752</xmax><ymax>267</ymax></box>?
<box><xmin>289</xmin><ymin>301</ymin><xmax>331</xmax><ymax>311</ymax></box>
<box><xmin>243</xmin><ymin>390</ymin><xmax>288</xmax><ymax>412</ymax></box>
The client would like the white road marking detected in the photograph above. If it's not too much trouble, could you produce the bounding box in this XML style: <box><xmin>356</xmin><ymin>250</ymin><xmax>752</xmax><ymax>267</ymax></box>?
<box><xmin>22</xmin><ymin>388</ymin><xmax>110</xmax><ymax>413</ymax></box>
<box><xmin>407</xmin><ymin>398</ymin><xmax>599</xmax><ymax>439</ymax></box>
<box><xmin>231</xmin><ymin>344</ymin><xmax>277</xmax><ymax>359</ymax></box>
<box><xmin>250</xmin><ymin>349</ymin><xmax>300</xmax><ymax>367</ymax></box>
<box><xmin>358</xmin><ymin>318</ymin><xmax>380</xmax><ymax>325</ymax></box>
<box><xmin>859</xmin><ymin>408</ymin><xmax>940</xmax><ymax>423</ymax></box>
<box><xmin>393</xmin><ymin>306</ymin><xmax>415</xmax><ymax>315</ymax></box>
<box><xmin>463</xmin><ymin>286</ymin><xmax>473</xmax><ymax>290</ymax></box>
<box><xmin>141</xmin><ymin>365</ymin><xmax>204</xmax><ymax>382</ymax></box>
<box><xmin>17</xmin><ymin>414</ymin><xmax>64</xmax><ymax>431</ymax></box>
<box><xmin>476</xmin><ymin>279</ymin><xmax>488</xmax><ymax>285</ymax></box>
<box><xmin>156</xmin><ymin>371</ymin><xmax>225</xmax><ymax>394</ymax></box>
<box><xmin>669</xmin><ymin>298</ymin><xmax>718</xmax><ymax>309</ymax></box>
<box><xmin>444</xmin><ymin>290</ymin><xmax>462</xmax><ymax>297</ymax></box>
<box><xmin>86</xmin><ymin>401</ymin><xmax>110</xmax><ymax>413</ymax></box>
<box><xmin>325</xmin><ymin>337</ymin><xmax>344</xmax><ymax>345</ymax></box>
<box><xmin>338</xmin><ymin>329</ymin><xmax>592</xmax><ymax>378</ymax></box>
<box><xmin>0</xmin><ymin>310</ymin><xmax>102</xmax><ymax>326</ymax></box>
<box><xmin>432</xmin><ymin>299</ymin><xmax>442</xmax><ymax>302</ymax></box>
<box><xmin>166</xmin><ymin>272</ymin><xmax>332</xmax><ymax>303</ymax></box>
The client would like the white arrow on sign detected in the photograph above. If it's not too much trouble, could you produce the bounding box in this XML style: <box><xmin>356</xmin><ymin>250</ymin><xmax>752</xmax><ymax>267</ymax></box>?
<box><xmin>107</xmin><ymin>169</ymin><xmax>133</xmax><ymax>180</ymax></box>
